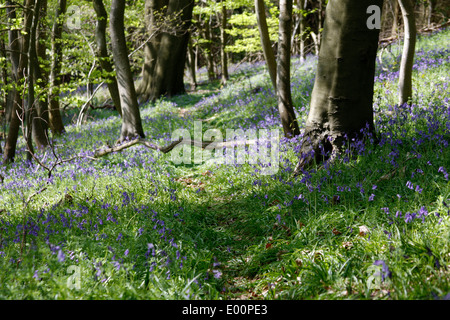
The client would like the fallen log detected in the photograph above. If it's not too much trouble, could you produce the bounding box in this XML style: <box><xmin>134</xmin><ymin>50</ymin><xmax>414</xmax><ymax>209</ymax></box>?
<box><xmin>93</xmin><ymin>138</ymin><xmax>259</xmax><ymax>158</ymax></box>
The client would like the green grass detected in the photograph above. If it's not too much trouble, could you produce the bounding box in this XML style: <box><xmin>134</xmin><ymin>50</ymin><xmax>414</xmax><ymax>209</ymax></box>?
<box><xmin>0</xmin><ymin>28</ymin><xmax>449</xmax><ymax>300</ymax></box>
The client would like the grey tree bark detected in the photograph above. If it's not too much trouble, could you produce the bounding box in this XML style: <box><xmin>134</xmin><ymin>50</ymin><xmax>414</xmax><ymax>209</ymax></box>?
<box><xmin>110</xmin><ymin>0</ymin><xmax>145</xmax><ymax>142</ymax></box>
<box><xmin>203</xmin><ymin>16</ymin><xmax>215</xmax><ymax>82</ymax></box>
<box><xmin>31</xmin><ymin>0</ymin><xmax>49</xmax><ymax>149</ymax></box>
<box><xmin>186</xmin><ymin>37</ymin><xmax>197</xmax><ymax>90</ymax></box>
<box><xmin>391</xmin><ymin>0</ymin><xmax>399</xmax><ymax>36</ymax></box>
<box><xmin>93</xmin><ymin>0</ymin><xmax>122</xmax><ymax>116</ymax></box>
<box><xmin>4</xmin><ymin>0</ymin><xmax>34</xmax><ymax>163</ymax></box>
<box><xmin>149</xmin><ymin>0</ymin><xmax>194</xmax><ymax>100</ymax></box>
<box><xmin>255</xmin><ymin>0</ymin><xmax>277</xmax><ymax>90</ymax></box>
<box><xmin>220</xmin><ymin>0</ymin><xmax>229</xmax><ymax>85</ymax></box>
<box><xmin>4</xmin><ymin>0</ymin><xmax>20</xmax><ymax>124</ymax></box>
<box><xmin>398</xmin><ymin>0</ymin><xmax>416</xmax><ymax>106</ymax></box>
<box><xmin>48</xmin><ymin>0</ymin><xmax>67</xmax><ymax>135</ymax></box>
<box><xmin>137</xmin><ymin>0</ymin><xmax>165</xmax><ymax>102</ymax></box>
<box><xmin>277</xmin><ymin>0</ymin><xmax>300</xmax><ymax>138</ymax></box>
<box><xmin>26</xmin><ymin>0</ymin><xmax>43</xmax><ymax>160</ymax></box>
<box><xmin>294</xmin><ymin>0</ymin><xmax>383</xmax><ymax>174</ymax></box>
<box><xmin>138</xmin><ymin>0</ymin><xmax>194</xmax><ymax>102</ymax></box>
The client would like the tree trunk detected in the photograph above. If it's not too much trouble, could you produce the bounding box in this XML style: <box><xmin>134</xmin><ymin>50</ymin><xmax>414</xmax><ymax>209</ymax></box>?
<box><xmin>220</xmin><ymin>0</ymin><xmax>229</xmax><ymax>86</ymax></box>
<box><xmin>427</xmin><ymin>0</ymin><xmax>436</xmax><ymax>27</ymax></box>
<box><xmin>391</xmin><ymin>0</ymin><xmax>399</xmax><ymax>37</ymax></box>
<box><xmin>3</xmin><ymin>0</ymin><xmax>34</xmax><ymax>163</ymax></box>
<box><xmin>186</xmin><ymin>36</ymin><xmax>197</xmax><ymax>90</ymax></box>
<box><xmin>26</xmin><ymin>0</ymin><xmax>43</xmax><ymax>161</ymax></box>
<box><xmin>48</xmin><ymin>0</ymin><xmax>67</xmax><ymax>135</ymax></box>
<box><xmin>138</xmin><ymin>0</ymin><xmax>193</xmax><ymax>102</ymax></box>
<box><xmin>5</xmin><ymin>1</ymin><xmax>20</xmax><ymax>124</ymax></box>
<box><xmin>294</xmin><ymin>0</ymin><xmax>383</xmax><ymax>174</ymax></box>
<box><xmin>93</xmin><ymin>0</ymin><xmax>122</xmax><ymax>116</ymax></box>
<box><xmin>32</xmin><ymin>0</ymin><xmax>49</xmax><ymax>149</ymax></box>
<box><xmin>398</xmin><ymin>0</ymin><xmax>416</xmax><ymax>106</ymax></box>
<box><xmin>277</xmin><ymin>0</ymin><xmax>300</xmax><ymax>138</ymax></box>
<box><xmin>298</xmin><ymin>0</ymin><xmax>308</xmax><ymax>62</ymax></box>
<box><xmin>204</xmin><ymin>16</ymin><xmax>215</xmax><ymax>82</ymax></box>
<box><xmin>255</xmin><ymin>0</ymin><xmax>277</xmax><ymax>90</ymax></box>
<box><xmin>137</xmin><ymin>0</ymin><xmax>166</xmax><ymax>102</ymax></box>
<box><xmin>317</xmin><ymin>0</ymin><xmax>323</xmax><ymax>50</ymax></box>
<box><xmin>110</xmin><ymin>0</ymin><xmax>145</xmax><ymax>142</ymax></box>
<box><xmin>149</xmin><ymin>0</ymin><xmax>194</xmax><ymax>100</ymax></box>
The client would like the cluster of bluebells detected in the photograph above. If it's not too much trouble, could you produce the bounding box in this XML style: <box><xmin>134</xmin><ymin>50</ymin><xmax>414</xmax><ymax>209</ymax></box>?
<box><xmin>0</xmin><ymin>189</ymin><xmax>191</xmax><ymax>285</ymax></box>
<box><xmin>382</xmin><ymin>205</ymin><xmax>447</xmax><ymax>226</ymax></box>
<box><xmin>0</xmin><ymin>29</ymin><xmax>448</xmax><ymax>294</ymax></box>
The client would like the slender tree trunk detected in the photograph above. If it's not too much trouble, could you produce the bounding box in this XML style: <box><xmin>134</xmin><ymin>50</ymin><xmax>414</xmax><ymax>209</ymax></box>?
<box><xmin>255</xmin><ymin>0</ymin><xmax>277</xmax><ymax>90</ymax></box>
<box><xmin>398</xmin><ymin>0</ymin><xmax>416</xmax><ymax>106</ymax></box>
<box><xmin>204</xmin><ymin>17</ymin><xmax>215</xmax><ymax>82</ymax></box>
<box><xmin>391</xmin><ymin>0</ymin><xmax>399</xmax><ymax>37</ymax></box>
<box><xmin>32</xmin><ymin>0</ymin><xmax>49</xmax><ymax>150</ymax></box>
<box><xmin>277</xmin><ymin>0</ymin><xmax>300</xmax><ymax>138</ymax></box>
<box><xmin>5</xmin><ymin>1</ymin><xmax>20</xmax><ymax>124</ymax></box>
<box><xmin>427</xmin><ymin>0</ymin><xmax>436</xmax><ymax>27</ymax></box>
<box><xmin>0</xmin><ymin>41</ymin><xmax>7</xmax><ymax>154</ymax></box>
<box><xmin>4</xmin><ymin>1</ymin><xmax>21</xmax><ymax>163</ymax></box>
<box><xmin>294</xmin><ymin>0</ymin><xmax>383</xmax><ymax>173</ymax></box>
<box><xmin>93</xmin><ymin>0</ymin><xmax>122</xmax><ymax>116</ymax></box>
<box><xmin>186</xmin><ymin>36</ymin><xmax>197</xmax><ymax>90</ymax></box>
<box><xmin>317</xmin><ymin>0</ymin><xmax>323</xmax><ymax>50</ymax></box>
<box><xmin>298</xmin><ymin>0</ymin><xmax>307</xmax><ymax>62</ymax></box>
<box><xmin>48</xmin><ymin>0</ymin><xmax>67</xmax><ymax>135</ymax></box>
<box><xmin>4</xmin><ymin>0</ymin><xmax>34</xmax><ymax>163</ymax></box>
<box><xmin>26</xmin><ymin>0</ymin><xmax>43</xmax><ymax>161</ymax></box>
<box><xmin>220</xmin><ymin>0</ymin><xmax>229</xmax><ymax>86</ymax></box>
<box><xmin>110</xmin><ymin>0</ymin><xmax>145</xmax><ymax>142</ymax></box>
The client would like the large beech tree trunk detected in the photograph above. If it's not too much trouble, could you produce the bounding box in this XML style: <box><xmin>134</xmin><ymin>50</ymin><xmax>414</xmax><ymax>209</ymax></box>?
<box><xmin>138</xmin><ymin>0</ymin><xmax>194</xmax><ymax>102</ymax></box>
<box><xmin>277</xmin><ymin>0</ymin><xmax>300</xmax><ymax>138</ymax></box>
<box><xmin>48</xmin><ymin>0</ymin><xmax>67</xmax><ymax>135</ymax></box>
<box><xmin>398</xmin><ymin>0</ymin><xmax>416</xmax><ymax>106</ymax></box>
<box><xmin>110</xmin><ymin>0</ymin><xmax>145</xmax><ymax>142</ymax></box>
<box><xmin>93</xmin><ymin>0</ymin><xmax>122</xmax><ymax>116</ymax></box>
<box><xmin>137</xmin><ymin>0</ymin><xmax>165</xmax><ymax>102</ymax></box>
<box><xmin>294</xmin><ymin>0</ymin><xmax>383</xmax><ymax>174</ymax></box>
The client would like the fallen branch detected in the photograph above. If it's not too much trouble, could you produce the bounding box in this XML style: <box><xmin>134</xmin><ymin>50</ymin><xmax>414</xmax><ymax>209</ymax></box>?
<box><xmin>93</xmin><ymin>138</ymin><xmax>259</xmax><ymax>158</ymax></box>
<box><xmin>94</xmin><ymin>138</ymin><xmax>209</xmax><ymax>158</ymax></box>
<box><xmin>379</xmin><ymin>20</ymin><xmax>450</xmax><ymax>47</ymax></box>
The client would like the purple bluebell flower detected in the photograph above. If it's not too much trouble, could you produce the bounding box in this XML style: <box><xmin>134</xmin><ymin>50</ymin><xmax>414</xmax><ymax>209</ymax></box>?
<box><xmin>373</xmin><ymin>260</ymin><xmax>392</xmax><ymax>282</ymax></box>
<box><xmin>213</xmin><ymin>270</ymin><xmax>222</xmax><ymax>279</ymax></box>
<box><xmin>57</xmin><ymin>249</ymin><xmax>65</xmax><ymax>262</ymax></box>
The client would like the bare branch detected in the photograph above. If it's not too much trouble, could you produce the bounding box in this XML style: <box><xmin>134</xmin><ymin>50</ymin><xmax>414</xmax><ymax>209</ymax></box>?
<box><xmin>93</xmin><ymin>137</ymin><xmax>258</xmax><ymax>158</ymax></box>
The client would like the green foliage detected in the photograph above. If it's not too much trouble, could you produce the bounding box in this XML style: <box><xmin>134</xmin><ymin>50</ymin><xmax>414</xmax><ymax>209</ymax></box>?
<box><xmin>226</xmin><ymin>9</ymin><xmax>278</xmax><ymax>54</ymax></box>
<box><xmin>1</xmin><ymin>28</ymin><xmax>450</xmax><ymax>300</ymax></box>
<box><xmin>1</xmin><ymin>1</ymin><xmax>450</xmax><ymax>301</ymax></box>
